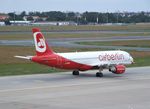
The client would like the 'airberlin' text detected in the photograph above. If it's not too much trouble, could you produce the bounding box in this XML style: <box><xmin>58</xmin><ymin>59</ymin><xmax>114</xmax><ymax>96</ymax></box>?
<box><xmin>99</xmin><ymin>53</ymin><xmax>124</xmax><ymax>61</ymax></box>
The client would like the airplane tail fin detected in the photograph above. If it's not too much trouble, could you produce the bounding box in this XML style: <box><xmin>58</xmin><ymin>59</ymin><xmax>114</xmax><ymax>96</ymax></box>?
<box><xmin>32</xmin><ymin>28</ymin><xmax>54</xmax><ymax>56</ymax></box>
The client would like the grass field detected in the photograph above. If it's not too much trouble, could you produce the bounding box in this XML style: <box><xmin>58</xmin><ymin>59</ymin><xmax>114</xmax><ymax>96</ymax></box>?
<box><xmin>0</xmin><ymin>25</ymin><xmax>150</xmax><ymax>76</ymax></box>
<box><xmin>0</xmin><ymin>24</ymin><xmax>150</xmax><ymax>40</ymax></box>
<box><xmin>0</xmin><ymin>24</ymin><xmax>150</xmax><ymax>32</ymax></box>
<box><xmin>0</xmin><ymin>32</ymin><xmax>149</xmax><ymax>40</ymax></box>
<box><xmin>0</xmin><ymin>63</ymin><xmax>62</xmax><ymax>76</ymax></box>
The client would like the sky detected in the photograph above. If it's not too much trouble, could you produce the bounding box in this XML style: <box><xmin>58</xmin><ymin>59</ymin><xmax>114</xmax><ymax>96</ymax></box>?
<box><xmin>0</xmin><ymin>0</ymin><xmax>150</xmax><ymax>13</ymax></box>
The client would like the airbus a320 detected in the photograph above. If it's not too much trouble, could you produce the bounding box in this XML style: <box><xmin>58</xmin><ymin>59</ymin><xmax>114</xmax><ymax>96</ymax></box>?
<box><xmin>15</xmin><ymin>28</ymin><xmax>134</xmax><ymax>77</ymax></box>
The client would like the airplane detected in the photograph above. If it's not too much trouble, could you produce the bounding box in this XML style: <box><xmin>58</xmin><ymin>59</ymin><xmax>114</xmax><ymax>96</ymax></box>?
<box><xmin>15</xmin><ymin>28</ymin><xmax>134</xmax><ymax>77</ymax></box>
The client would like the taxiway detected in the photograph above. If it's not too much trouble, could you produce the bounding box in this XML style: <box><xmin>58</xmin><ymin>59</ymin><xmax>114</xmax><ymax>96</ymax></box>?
<box><xmin>0</xmin><ymin>66</ymin><xmax>150</xmax><ymax>109</ymax></box>
<box><xmin>1</xmin><ymin>36</ymin><xmax>150</xmax><ymax>51</ymax></box>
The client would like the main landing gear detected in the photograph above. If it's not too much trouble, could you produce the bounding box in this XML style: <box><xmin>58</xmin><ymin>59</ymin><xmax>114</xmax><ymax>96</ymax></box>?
<box><xmin>96</xmin><ymin>68</ymin><xmax>103</xmax><ymax>77</ymax></box>
<box><xmin>96</xmin><ymin>72</ymin><xmax>103</xmax><ymax>77</ymax></box>
<box><xmin>72</xmin><ymin>70</ymin><xmax>79</xmax><ymax>75</ymax></box>
<box><xmin>72</xmin><ymin>68</ymin><xmax>104</xmax><ymax>77</ymax></box>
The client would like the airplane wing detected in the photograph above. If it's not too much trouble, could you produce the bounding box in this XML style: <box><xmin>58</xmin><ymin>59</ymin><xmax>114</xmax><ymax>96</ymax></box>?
<box><xmin>14</xmin><ymin>56</ymin><xmax>33</xmax><ymax>60</ymax></box>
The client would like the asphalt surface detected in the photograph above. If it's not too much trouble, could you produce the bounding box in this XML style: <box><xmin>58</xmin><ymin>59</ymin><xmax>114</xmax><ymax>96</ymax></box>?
<box><xmin>0</xmin><ymin>66</ymin><xmax>150</xmax><ymax>109</ymax></box>
<box><xmin>1</xmin><ymin>36</ymin><xmax>150</xmax><ymax>51</ymax></box>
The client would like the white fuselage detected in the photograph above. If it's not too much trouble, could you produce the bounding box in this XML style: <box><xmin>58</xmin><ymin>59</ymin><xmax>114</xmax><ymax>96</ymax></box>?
<box><xmin>58</xmin><ymin>50</ymin><xmax>133</xmax><ymax>66</ymax></box>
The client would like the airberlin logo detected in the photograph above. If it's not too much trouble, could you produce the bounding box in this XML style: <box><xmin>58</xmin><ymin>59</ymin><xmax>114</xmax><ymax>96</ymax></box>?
<box><xmin>34</xmin><ymin>32</ymin><xmax>46</xmax><ymax>52</ymax></box>
<box><xmin>99</xmin><ymin>53</ymin><xmax>124</xmax><ymax>61</ymax></box>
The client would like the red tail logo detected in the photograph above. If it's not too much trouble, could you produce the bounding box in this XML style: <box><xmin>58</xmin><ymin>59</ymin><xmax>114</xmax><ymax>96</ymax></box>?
<box><xmin>38</xmin><ymin>38</ymin><xmax>45</xmax><ymax>48</ymax></box>
<box><xmin>32</xmin><ymin>28</ymin><xmax>53</xmax><ymax>56</ymax></box>
<box><xmin>34</xmin><ymin>32</ymin><xmax>46</xmax><ymax>53</ymax></box>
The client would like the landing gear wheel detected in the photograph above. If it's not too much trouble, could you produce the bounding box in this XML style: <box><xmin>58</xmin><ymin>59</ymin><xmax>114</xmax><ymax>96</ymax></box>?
<box><xmin>96</xmin><ymin>72</ymin><xmax>103</xmax><ymax>77</ymax></box>
<box><xmin>72</xmin><ymin>70</ymin><xmax>79</xmax><ymax>75</ymax></box>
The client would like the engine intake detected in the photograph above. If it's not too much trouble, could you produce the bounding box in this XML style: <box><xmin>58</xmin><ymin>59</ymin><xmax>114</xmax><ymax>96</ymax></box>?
<box><xmin>109</xmin><ymin>65</ymin><xmax>126</xmax><ymax>74</ymax></box>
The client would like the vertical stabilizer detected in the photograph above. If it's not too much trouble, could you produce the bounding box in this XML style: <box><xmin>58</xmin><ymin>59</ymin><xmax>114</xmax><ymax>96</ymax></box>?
<box><xmin>32</xmin><ymin>28</ymin><xmax>53</xmax><ymax>56</ymax></box>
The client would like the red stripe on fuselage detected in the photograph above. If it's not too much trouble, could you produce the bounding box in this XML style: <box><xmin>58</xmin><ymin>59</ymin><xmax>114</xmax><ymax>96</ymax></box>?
<box><xmin>31</xmin><ymin>53</ymin><xmax>93</xmax><ymax>71</ymax></box>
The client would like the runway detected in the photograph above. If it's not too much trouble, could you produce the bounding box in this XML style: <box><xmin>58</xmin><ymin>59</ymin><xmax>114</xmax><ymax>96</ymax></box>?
<box><xmin>0</xmin><ymin>66</ymin><xmax>150</xmax><ymax>109</ymax></box>
<box><xmin>1</xmin><ymin>36</ymin><xmax>150</xmax><ymax>51</ymax></box>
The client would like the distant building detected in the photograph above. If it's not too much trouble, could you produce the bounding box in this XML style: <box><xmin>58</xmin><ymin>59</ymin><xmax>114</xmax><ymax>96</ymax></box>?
<box><xmin>0</xmin><ymin>14</ymin><xmax>9</xmax><ymax>21</ymax></box>
<box><xmin>31</xmin><ymin>21</ymin><xmax>77</xmax><ymax>26</ymax></box>
<box><xmin>7</xmin><ymin>20</ymin><xmax>77</xmax><ymax>26</ymax></box>
<box><xmin>23</xmin><ymin>16</ymin><xmax>40</xmax><ymax>21</ymax></box>
<box><xmin>10</xmin><ymin>21</ymin><xmax>31</xmax><ymax>25</ymax></box>
<box><xmin>0</xmin><ymin>22</ymin><xmax>5</xmax><ymax>26</ymax></box>
<box><xmin>40</xmin><ymin>17</ymin><xmax>48</xmax><ymax>21</ymax></box>
<box><xmin>58</xmin><ymin>21</ymin><xmax>77</xmax><ymax>26</ymax></box>
<box><xmin>32</xmin><ymin>16</ymin><xmax>40</xmax><ymax>21</ymax></box>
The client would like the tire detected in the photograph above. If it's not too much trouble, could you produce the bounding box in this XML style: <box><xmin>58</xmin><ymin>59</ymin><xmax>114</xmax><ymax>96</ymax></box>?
<box><xmin>72</xmin><ymin>70</ymin><xmax>79</xmax><ymax>75</ymax></box>
<box><xmin>96</xmin><ymin>72</ymin><xmax>103</xmax><ymax>77</ymax></box>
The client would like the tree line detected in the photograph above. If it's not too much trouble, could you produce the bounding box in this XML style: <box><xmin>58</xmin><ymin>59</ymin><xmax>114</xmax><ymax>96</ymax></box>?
<box><xmin>7</xmin><ymin>11</ymin><xmax>150</xmax><ymax>24</ymax></box>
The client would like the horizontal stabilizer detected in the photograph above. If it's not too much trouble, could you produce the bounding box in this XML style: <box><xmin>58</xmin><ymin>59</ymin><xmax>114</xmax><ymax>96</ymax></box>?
<box><xmin>14</xmin><ymin>56</ymin><xmax>32</xmax><ymax>60</ymax></box>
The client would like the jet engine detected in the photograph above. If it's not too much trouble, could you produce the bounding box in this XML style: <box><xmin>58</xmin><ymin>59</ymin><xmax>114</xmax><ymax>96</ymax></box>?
<box><xmin>109</xmin><ymin>65</ymin><xmax>126</xmax><ymax>74</ymax></box>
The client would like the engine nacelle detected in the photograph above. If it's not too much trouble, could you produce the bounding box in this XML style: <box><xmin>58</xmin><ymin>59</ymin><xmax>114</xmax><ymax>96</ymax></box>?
<box><xmin>109</xmin><ymin>65</ymin><xmax>126</xmax><ymax>74</ymax></box>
